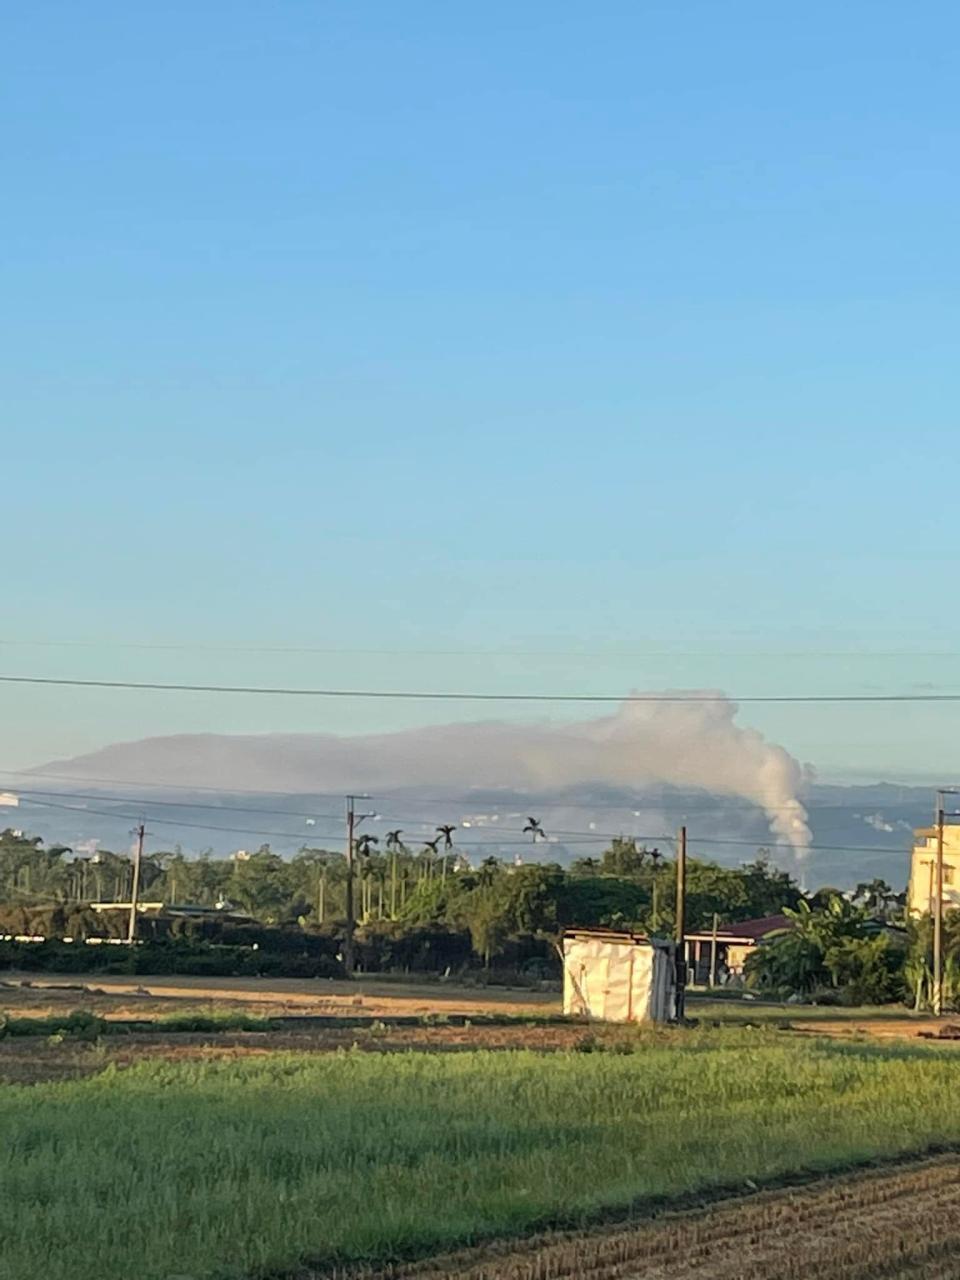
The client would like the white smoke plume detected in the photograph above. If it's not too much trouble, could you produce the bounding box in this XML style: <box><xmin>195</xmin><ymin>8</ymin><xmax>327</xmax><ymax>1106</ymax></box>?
<box><xmin>34</xmin><ymin>690</ymin><xmax>812</xmax><ymax>861</ymax></box>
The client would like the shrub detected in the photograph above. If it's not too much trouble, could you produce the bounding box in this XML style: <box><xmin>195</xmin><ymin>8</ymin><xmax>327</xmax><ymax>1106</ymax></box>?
<box><xmin>0</xmin><ymin>1009</ymin><xmax>106</xmax><ymax>1040</ymax></box>
<box><xmin>0</xmin><ymin>938</ymin><xmax>346</xmax><ymax>980</ymax></box>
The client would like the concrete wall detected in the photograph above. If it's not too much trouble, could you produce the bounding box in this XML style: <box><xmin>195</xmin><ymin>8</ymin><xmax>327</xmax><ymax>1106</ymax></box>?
<box><xmin>908</xmin><ymin>826</ymin><xmax>960</xmax><ymax>916</ymax></box>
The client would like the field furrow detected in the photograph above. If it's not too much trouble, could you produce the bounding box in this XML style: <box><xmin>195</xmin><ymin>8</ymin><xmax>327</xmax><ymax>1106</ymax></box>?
<box><xmin>341</xmin><ymin>1158</ymin><xmax>960</xmax><ymax>1280</ymax></box>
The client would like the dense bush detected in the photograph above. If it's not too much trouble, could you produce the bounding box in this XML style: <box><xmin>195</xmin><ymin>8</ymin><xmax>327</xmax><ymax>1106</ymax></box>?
<box><xmin>745</xmin><ymin>898</ymin><xmax>907</xmax><ymax>1004</ymax></box>
<box><xmin>0</xmin><ymin>1009</ymin><xmax>106</xmax><ymax>1040</ymax></box>
<box><xmin>0</xmin><ymin>938</ymin><xmax>345</xmax><ymax>980</ymax></box>
<box><xmin>352</xmin><ymin>921</ymin><xmax>473</xmax><ymax>973</ymax></box>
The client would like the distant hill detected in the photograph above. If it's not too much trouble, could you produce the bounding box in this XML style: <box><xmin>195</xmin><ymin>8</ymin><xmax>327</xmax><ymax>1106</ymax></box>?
<box><xmin>11</xmin><ymin>730</ymin><xmax>932</xmax><ymax>889</ymax></box>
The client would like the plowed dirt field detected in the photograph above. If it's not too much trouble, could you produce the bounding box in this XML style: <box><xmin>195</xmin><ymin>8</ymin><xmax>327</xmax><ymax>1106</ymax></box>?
<box><xmin>332</xmin><ymin>1156</ymin><xmax>960</xmax><ymax>1280</ymax></box>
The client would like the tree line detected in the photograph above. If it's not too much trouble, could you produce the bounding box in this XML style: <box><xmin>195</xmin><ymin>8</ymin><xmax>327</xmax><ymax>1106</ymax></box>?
<box><xmin>0</xmin><ymin>827</ymin><xmax>471</xmax><ymax>924</ymax></box>
<box><xmin>6</xmin><ymin>825</ymin><xmax>953</xmax><ymax>1006</ymax></box>
<box><xmin>0</xmin><ymin>826</ymin><xmax>800</xmax><ymax>973</ymax></box>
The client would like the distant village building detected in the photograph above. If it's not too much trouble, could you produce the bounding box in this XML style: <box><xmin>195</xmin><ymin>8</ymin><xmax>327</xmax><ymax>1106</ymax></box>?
<box><xmin>907</xmin><ymin>824</ymin><xmax>960</xmax><ymax>916</ymax></box>
<box><xmin>682</xmin><ymin>914</ymin><xmax>794</xmax><ymax>984</ymax></box>
<box><xmin>562</xmin><ymin>929</ymin><xmax>676</xmax><ymax>1022</ymax></box>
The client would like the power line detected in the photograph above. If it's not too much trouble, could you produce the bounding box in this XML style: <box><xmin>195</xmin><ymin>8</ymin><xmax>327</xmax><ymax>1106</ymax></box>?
<box><xmin>12</xmin><ymin>793</ymin><xmax>609</xmax><ymax>844</ymax></box>
<box><xmin>332</xmin><ymin>787</ymin><xmax>925</xmax><ymax>817</ymax></box>
<box><xmin>4</xmin><ymin>786</ymin><xmax>345</xmax><ymax>823</ymax></box>
<box><xmin>2</xmin><ymin>673</ymin><xmax>960</xmax><ymax>702</ymax></box>
<box><xmin>4</xmin><ymin>638</ymin><xmax>960</xmax><ymax>658</ymax></box>
<box><xmin>14</xmin><ymin>796</ymin><xmax>613</xmax><ymax>846</ymax></box>
<box><xmin>682</xmin><ymin>834</ymin><xmax>906</xmax><ymax>856</ymax></box>
<box><xmin>1</xmin><ymin>782</ymin><xmax>899</xmax><ymax>840</ymax></box>
<box><xmin>0</xmin><ymin>768</ymin><xmax>328</xmax><ymax>798</ymax></box>
<box><xmin>15</xmin><ymin>797</ymin><xmax>354</xmax><ymax>843</ymax></box>
<box><xmin>12</xmin><ymin>796</ymin><xmax>911</xmax><ymax>860</ymax></box>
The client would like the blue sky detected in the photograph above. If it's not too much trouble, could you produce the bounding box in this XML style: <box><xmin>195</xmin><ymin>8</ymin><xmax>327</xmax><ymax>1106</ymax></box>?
<box><xmin>3</xmin><ymin>1</ymin><xmax>959</xmax><ymax>780</ymax></box>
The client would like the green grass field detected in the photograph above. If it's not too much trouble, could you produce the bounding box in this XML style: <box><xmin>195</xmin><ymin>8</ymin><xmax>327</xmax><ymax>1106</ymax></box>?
<box><xmin>5</xmin><ymin>1031</ymin><xmax>960</xmax><ymax>1280</ymax></box>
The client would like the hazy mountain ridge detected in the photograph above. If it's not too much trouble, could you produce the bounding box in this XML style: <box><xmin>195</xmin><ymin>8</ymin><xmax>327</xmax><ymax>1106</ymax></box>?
<box><xmin>12</xmin><ymin>727</ymin><xmax>934</xmax><ymax>888</ymax></box>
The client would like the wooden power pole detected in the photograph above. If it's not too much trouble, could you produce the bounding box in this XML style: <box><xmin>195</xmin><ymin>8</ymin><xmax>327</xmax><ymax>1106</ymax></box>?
<box><xmin>343</xmin><ymin>794</ymin><xmax>372</xmax><ymax>975</ymax></box>
<box><xmin>930</xmin><ymin>787</ymin><xmax>960</xmax><ymax>1015</ymax></box>
<box><xmin>344</xmin><ymin>798</ymin><xmax>357</xmax><ymax>974</ymax></box>
<box><xmin>934</xmin><ymin>794</ymin><xmax>945</xmax><ymax>1016</ymax></box>
<box><xmin>675</xmin><ymin>825</ymin><xmax>687</xmax><ymax>1020</ymax></box>
<box><xmin>127</xmin><ymin>822</ymin><xmax>145</xmax><ymax>944</ymax></box>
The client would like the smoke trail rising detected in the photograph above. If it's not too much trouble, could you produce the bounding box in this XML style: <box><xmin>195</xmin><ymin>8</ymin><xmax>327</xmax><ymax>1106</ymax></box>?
<box><xmin>34</xmin><ymin>690</ymin><xmax>811</xmax><ymax>864</ymax></box>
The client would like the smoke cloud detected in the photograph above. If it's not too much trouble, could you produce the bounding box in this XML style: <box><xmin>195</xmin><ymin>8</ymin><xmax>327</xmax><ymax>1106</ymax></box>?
<box><xmin>36</xmin><ymin>690</ymin><xmax>811</xmax><ymax>861</ymax></box>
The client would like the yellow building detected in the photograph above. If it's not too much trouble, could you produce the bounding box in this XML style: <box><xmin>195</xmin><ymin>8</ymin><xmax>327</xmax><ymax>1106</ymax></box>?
<box><xmin>908</xmin><ymin>825</ymin><xmax>960</xmax><ymax>916</ymax></box>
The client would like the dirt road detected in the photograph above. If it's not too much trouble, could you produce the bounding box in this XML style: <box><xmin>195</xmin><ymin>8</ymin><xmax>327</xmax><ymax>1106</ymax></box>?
<box><xmin>1</xmin><ymin>971</ymin><xmax>559</xmax><ymax>1019</ymax></box>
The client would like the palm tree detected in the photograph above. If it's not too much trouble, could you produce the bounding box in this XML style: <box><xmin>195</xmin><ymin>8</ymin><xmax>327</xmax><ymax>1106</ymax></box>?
<box><xmin>358</xmin><ymin>858</ymin><xmax>372</xmax><ymax>920</ymax></box>
<box><xmin>298</xmin><ymin>850</ymin><xmax>333</xmax><ymax>924</ymax></box>
<box><xmin>421</xmin><ymin>837</ymin><xmax>441</xmax><ymax>883</ymax></box>
<box><xmin>477</xmin><ymin>855</ymin><xmax>501</xmax><ymax>887</ymax></box>
<box><xmin>317</xmin><ymin>859</ymin><xmax>327</xmax><ymax>923</ymax></box>
<box><xmin>437</xmin><ymin>825</ymin><xmax>457</xmax><ymax>883</ymax></box>
<box><xmin>571</xmin><ymin>856</ymin><xmax>600</xmax><ymax>876</ymax></box>
<box><xmin>354</xmin><ymin>834</ymin><xmax>378</xmax><ymax>919</ymax></box>
<box><xmin>355</xmin><ymin>833</ymin><xmax>378</xmax><ymax>857</ymax></box>
<box><xmin>523</xmin><ymin>817</ymin><xmax>545</xmax><ymax>843</ymax></box>
<box><xmin>855</xmin><ymin>878</ymin><xmax>895</xmax><ymax>917</ymax></box>
<box><xmin>77</xmin><ymin>855</ymin><xmax>96</xmax><ymax>902</ymax></box>
<box><xmin>386</xmin><ymin>830</ymin><xmax>404</xmax><ymax>918</ymax></box>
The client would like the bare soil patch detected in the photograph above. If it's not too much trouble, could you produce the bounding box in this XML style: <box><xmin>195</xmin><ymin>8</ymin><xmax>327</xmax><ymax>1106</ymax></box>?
<box><xmin>0</xmin><ymin>1019</ymin><xmax>628</xmax><ymax>1085</ymax></box>
<box><xmin>1</xmin><ymin>972</ymin><xmax>558</xmax><ymax>1019</ymax></box>
<box><xmin>4</xmin><ymin>978</ymin><xmax>945</xmax><ymax>1040</ymax></box>
<box><xmin>794</xmin><ymin>1016</ymin><xmax>944</xmax><ymax>1039</ymax></box>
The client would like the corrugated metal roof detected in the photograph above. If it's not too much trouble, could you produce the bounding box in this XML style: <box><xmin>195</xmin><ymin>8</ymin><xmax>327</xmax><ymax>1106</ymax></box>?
<box><xmin>684</xmin><ymin>913</ymin><xmax>793</xmax><ymax>943</ymax></box>
<box><xmin>563</xmin><ymin>927</ymin><xmax>675</xmax><ymax>950</ymax></box>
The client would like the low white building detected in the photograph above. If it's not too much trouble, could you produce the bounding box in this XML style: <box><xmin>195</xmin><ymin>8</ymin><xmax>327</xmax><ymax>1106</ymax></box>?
<box><xmin>562</xmin><ymin>928</ymin><xmax>677</xmax><ymax>1023</ymax></box>
<box><xmin>908</xmin><ymin>824</ymin><xmax>960</xmax><ymax>917</ymax></box>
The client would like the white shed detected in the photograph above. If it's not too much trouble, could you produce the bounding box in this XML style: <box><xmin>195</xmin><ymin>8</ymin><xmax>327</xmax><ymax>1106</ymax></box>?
<box><xmin>562</xmin><ymin>928</ymin><xmax>677</xmax><ymax>1023</ymax></box>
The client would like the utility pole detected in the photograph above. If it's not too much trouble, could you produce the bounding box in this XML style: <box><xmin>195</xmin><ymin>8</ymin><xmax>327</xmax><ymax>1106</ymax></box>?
<box><xmin>675</xmin><ymin>825</ymin><xmax>687</xmax><ymax>1020</ymax></box>
<box><xmin>127</xmin><ymin>823</ymin><xmax>145</xmax><ymax>945</ymax></box>
<box><xmin>709</xmin><ymin>911</ymin><xmax>719</xmax><ymax>989</ymax></box>
<box><xmin>344</xmin><ymin>795</ymin><xmax>372</xmax><ymax>975</ymax></box>
<box><xmin>932</xmin><ymin>788</ymin><xmax>960</xmax><ymax>1017</ymax></box>
<box><xmin>345</xmin><ymin>799</ymin><xmax>356</xmax><ymax>973</ymax></box>
<box><xmin>320</xmin><ymin>866</ymin><xmax>326</xmax><ymax>923</ymax></box>
<box><xmin>934</xmin><ymin>791</ymin><xmax>948</xmax><ymax>1016</ymax></box>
